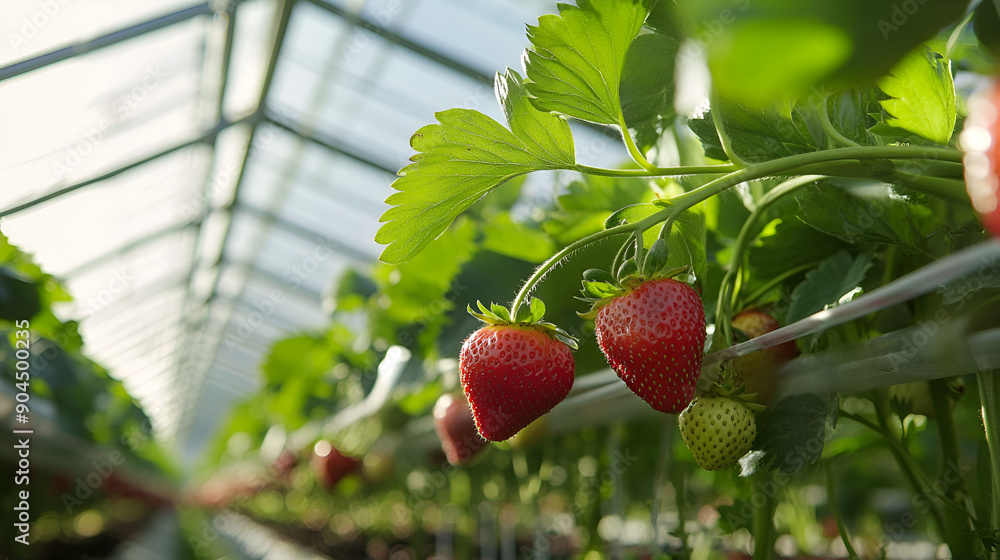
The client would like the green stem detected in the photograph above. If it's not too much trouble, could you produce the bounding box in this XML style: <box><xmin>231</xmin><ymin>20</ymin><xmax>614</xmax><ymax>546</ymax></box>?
<box><xmin>510</xmin><ymin>223</ymin><xmax>635</xmax><ymax>316</ymax></box>
<box><xmin>574</xmin><ymin>163</ymin><xmax>738</xmax><ymax>177</ymax></box>
<box><xmin>752</xmin><ymin>473</ymin><xmax>777</xmax><ymax>560</ymax></box>
<box><xmin>891</xmin><ymin>172</ymin><xmax>970</xmax><ymax>204</ymax></box>
<box><xmin>714</xmin><ymin>175</ymin><xmax>824</xmax><ymax>347</ymax></box>
<box><xmin>618</xmin><ymin>114</ymin><xmax>658</xmax><ymax>172</ymax></box>
<box><xmin>711</xmin><ymin>89</ymin><xmax>747</xmax><ymax>167</ymax></box>
<box><xmin>667</xmin><ymin>146</ymin><xmax>962</xmax><ymax>211</ymax></box>
<box><xmin>610</xmin><ymin>235</ymin><xmax>632</xmax><ymax>277</ymax></box>
<box><xmin>741</xmin><ymin>261</ymin><xmax>820</xmax><ymax>308</ymax></box>
<box><xmin>978</xmin><ymin>370</ymin><xmax>1000</xmax><ymax>560</ymax></box>
<box><xmin>930</xmin><ymin>378</ymin><xmax>979</xmax><ymax>558</ymax></box>
<box><xmin>819</xmin><ymin>96</ymin><xmax>862</xmax><ymax>148</ymax></box>
<box><xmin>576</xmin><ymin>146</ymin><xmax>961</xmax><ymax>179</ymax></box>
<box><xmin>511</xmin><ymin>146</ymin><xmax>963</xmax><ymax>316</ymax></box>
<box><xmin>841</xmin><ymin>411</ymin><xmax>954</xmax><ymax>525</ymax></box>
<box><xmin>823</xmin><ymin>461</ymin><xmax>859</xmax><ymax>560</ymax></box>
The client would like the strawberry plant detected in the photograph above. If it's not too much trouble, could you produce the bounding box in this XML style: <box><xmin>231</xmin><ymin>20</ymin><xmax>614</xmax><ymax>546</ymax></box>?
<box><xmin>207</xmin><ymin>0</ymin><xmax>1000</xmax><ymax>557</ymax></box>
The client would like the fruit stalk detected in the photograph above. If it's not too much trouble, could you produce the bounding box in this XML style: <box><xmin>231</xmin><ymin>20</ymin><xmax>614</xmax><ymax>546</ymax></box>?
<box><xmin>714</xmin><ymin>175</ymin><xmax>824</xmax><ymax>348</ymax></box>
<box><xmin>823</xmin><ymin>461</ymin><xmax>860</xmax><ymax>560</ymax></box>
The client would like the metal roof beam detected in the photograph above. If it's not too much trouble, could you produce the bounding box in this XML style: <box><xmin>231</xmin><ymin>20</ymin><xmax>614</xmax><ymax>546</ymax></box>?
<box><xmin>0</xmin><ymin>116</ymin><xmax>251</xmax><ymax>219</ymax></box>
<box><xmin>0</xmin><ymin>3</ymin><xmax>214</xmax><ymax>82</ymax></box>
<box><xmin>264</xmin><ymin>111</ymin><xmax>395</xmax><ymax>174</ymax></box>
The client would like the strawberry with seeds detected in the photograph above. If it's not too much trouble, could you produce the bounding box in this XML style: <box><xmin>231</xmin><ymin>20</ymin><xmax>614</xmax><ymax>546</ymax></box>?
<box><xmin>679</xmin><ymin>391</ymin><xmax>758</xmax><ymax>471</ymax></box>
<box><xmin>581</xmin><ymin>238</ymin><xmax>707</xmax><ymax>414</ymax></box>
<box><xmin>459</xmin><ymin>298</ymin><xmax>576</xmax><ymax>442</ymax></box>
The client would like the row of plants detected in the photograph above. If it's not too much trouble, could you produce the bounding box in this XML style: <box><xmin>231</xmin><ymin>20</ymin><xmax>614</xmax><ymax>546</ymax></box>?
<box><xmin>199</xmin><ymin>0</ymin><xmax>1000</xmax><ymax>558</ymax></box>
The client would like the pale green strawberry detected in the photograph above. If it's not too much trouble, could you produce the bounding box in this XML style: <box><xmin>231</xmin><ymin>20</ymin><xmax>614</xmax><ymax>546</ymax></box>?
<box><xmin>679</xmin><ymin>395</ymin><xmax>756</xmax><ymax>471</ymax></box>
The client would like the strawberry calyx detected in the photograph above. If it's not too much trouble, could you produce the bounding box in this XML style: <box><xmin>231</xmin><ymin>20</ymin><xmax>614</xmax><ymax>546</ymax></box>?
<box><xmin>705</xmin><ymin>382</ymin><xmax>768</xmax><ymax>413</ymax></box>
<box><xmin>576</xmin><ymin>261</ymin><xmax>691</xmax><ymax>320</ymax></box>
<box><xmin>467</xmin><ymin>298</ymin><xmax>578</xmax><ymax>350</ymax></box>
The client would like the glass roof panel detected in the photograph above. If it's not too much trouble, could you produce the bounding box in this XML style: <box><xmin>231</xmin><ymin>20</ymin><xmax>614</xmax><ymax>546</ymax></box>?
<box><xmin>0</xmin><ymin>0</ymin><xmax>203</xmax><ymax>65</ymax></box>
<box><xmin>0</xmin><ymin>18</ymin><xmax>210</xmax><ymax>200</ymax></box>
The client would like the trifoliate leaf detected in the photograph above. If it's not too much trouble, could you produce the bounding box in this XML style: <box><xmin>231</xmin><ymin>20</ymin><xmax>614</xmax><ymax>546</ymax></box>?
<box><xmin>524</xmin><ymin>0</ymin><xmax>650</xmax><ymax>125</ymax></box>
<box><xmin>376</xmin><ymin>69</ymin><xmax>575</xmax><ymax>264</ymax></box>
<box><xmin>877</xmin><ymin>46</ymin><xmax>956</xmax><ymax>145</ymax></box>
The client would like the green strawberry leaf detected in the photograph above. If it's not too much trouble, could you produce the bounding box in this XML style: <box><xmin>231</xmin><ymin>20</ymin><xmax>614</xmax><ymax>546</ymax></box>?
<box><xmin>795</xmin><ymin>182</ymin><xmax>937</xmax><ymax>252</ymax></box>
<box><xmin>481</xmin><ymin>212</ymin><xmax>558</xmax><ymax>264</ymax></box>
<box><xmin>667</xmin><ymin>208</ymin><xmax>707</xmax><ymax>283</ymax></box>
<box><xmin>619</xmin><ymin>24</ymin><xmax>681</xmax><ymax>150</ymax></box>
<box><xmin>376</xmin><ymin>69</ymin><xmax>575</xmax><ymax>264</ymax></box>
<box><xmin>827</xmin><ymin>85</ymin><xmax>884</xmax><ymax>146</ymax></box>
<box><xmin>688</xmin><ymin>96</ymin><xmax>824</xmax><ymax>163</ymax></box>
<box><xmin>677</xmin><ymin>0</ymin><xmax>968</xmax><ymax>106</ymax></box>
<box><xmin>740</xmin><ymin>393</ymin><xmax>839</xmax><ymax>476</ymax></box>
<box><xmin>786</xmin><ymin>250</ymin><xmax>872</xmax><ymax>324</ymax></box>
<box><xmin>524</xmin><ymin>0</ymin><xmax>650</xmax><ymax>125</ymax></box>
<box><xmin>877</xmin><ymin>46</ymin><xmax>956</xmax><ymax>146</ymax></box>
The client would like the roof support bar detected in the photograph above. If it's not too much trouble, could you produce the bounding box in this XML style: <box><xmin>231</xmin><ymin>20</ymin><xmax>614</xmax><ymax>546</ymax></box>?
<box><xmin>0</xmin><ymin>3</ymin><xmax>215</xmax><ymax>82</ymax></box>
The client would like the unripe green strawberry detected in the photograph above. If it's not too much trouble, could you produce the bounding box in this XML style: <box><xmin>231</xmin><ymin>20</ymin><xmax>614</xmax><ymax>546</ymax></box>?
<box><xmin>679</xmin><ymin>395</ymin><xmax>756</xmax><ymax>471</ymax></box>
<box><xmin>731</xmin><ymin>309</ymin><xmax>799</xmax><ymax>405</ymax></box>
<box><xmin>460</xmin><ymin>299</ymin><xmax>576</xmax><ymax>442</ymax></box>
<box><xmin>595</xmin><ymin>277</ymin><xmax>706</xmax><ymax>414</ymax></box>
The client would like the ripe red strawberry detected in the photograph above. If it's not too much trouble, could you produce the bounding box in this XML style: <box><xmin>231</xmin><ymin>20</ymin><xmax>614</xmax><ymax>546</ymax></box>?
<box><xmin>433</xmin><ymin>393</ymin><xmax>488</xmax><ymax>465</ymax></box>
<box><xmin>594</xmin><ymin>277</ymin><xmax>706</xmax><ymax>414</ymax></box>
<box><xmin>730</xmin><ymin>309</ymin><xmax>799</xmax><ymax>405</ymax></box>
<box><xmin>460</xmin><ymin>299</ymin><xmax>576</xmax><ymax>442</ymax></box>
<box><xmin>311</xmin><ymin>441</ymin><xmax>360</xmax><ymax>490</ymax></box>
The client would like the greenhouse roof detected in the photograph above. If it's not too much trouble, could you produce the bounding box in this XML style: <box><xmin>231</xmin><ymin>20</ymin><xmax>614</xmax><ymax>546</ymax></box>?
<box><xmin>0</xmin><ymin>0</ymin><xmax>625</xmax><ymax>463</ymax></box>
